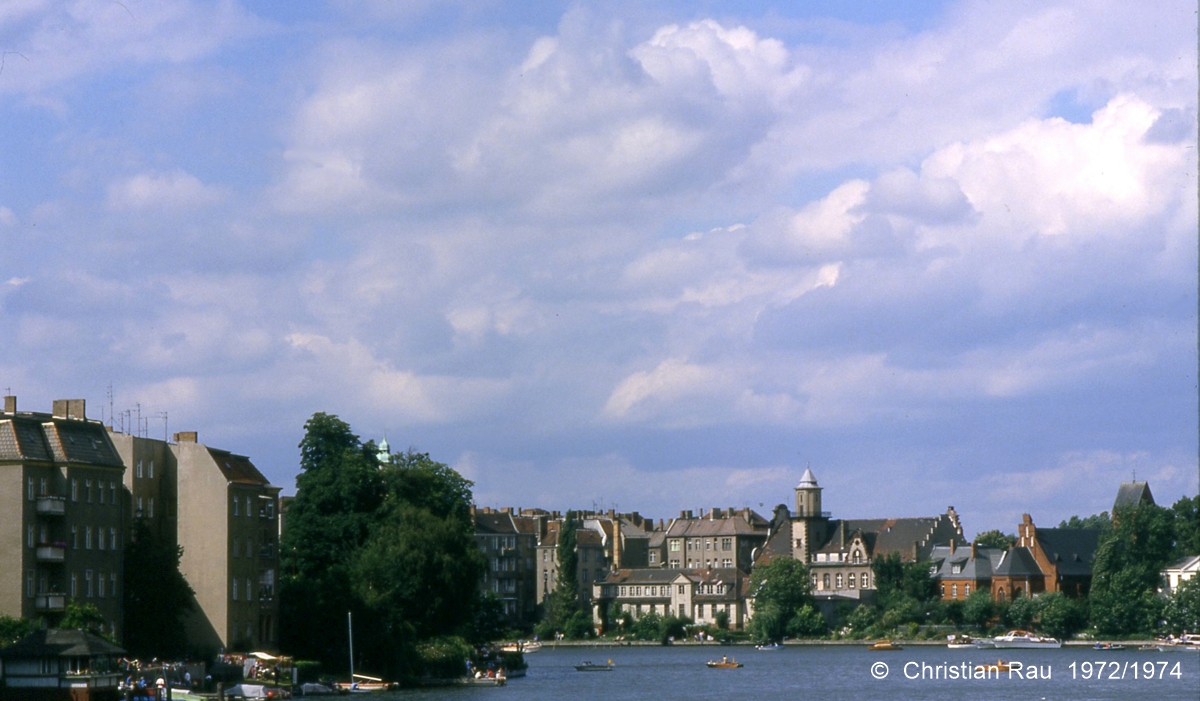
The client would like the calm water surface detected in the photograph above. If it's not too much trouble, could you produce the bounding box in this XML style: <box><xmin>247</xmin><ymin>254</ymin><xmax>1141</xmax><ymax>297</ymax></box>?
<box><xmin>374</xmin><ymin>644</ymin><xmax>1200</xmax><ymax>700</ymax></box>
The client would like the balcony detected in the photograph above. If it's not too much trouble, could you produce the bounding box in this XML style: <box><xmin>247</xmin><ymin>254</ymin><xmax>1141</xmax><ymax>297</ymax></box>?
<box><xmin>36</xmin><ymin>545</ymin><xmax>66</xmax><ymax>562</ymax></box>
<box><xmin>36</xmin><ymin>496</ymin><xmax>66</xmax><ymax>516</ymax></box>
<box><xmin>35</xmin><ymin>594</ymin><xmax>66</xmax><ymax>612</ymax></box>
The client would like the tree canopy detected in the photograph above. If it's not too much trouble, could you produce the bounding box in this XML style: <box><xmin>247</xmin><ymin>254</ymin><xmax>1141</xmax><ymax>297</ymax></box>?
<box><xmin>122</xmin><ymin>520</ymin><xmax>195</xmax><ymax>658</ymax></box>
<box><xmin>280</xmin><ymin>413</ymin><xmax>483</xmax><ymax>682</ymax></box>
<box><xmin>748</xmin><ymin>557</ymin><xmax>819</xmax><ymax>641</ymax></box>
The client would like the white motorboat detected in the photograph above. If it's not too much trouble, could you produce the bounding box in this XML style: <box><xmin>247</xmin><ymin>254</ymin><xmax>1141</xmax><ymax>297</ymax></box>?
<box><xmin>993</xmin><ymin>630</ymin><xmax>1061</xmax><ymax>648</ymax></box>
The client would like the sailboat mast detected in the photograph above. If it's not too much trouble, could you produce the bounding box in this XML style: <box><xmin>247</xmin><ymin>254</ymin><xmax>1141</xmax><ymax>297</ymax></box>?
<box><xmin>348</xmin><ymin>610</ymin><xmax>354</xmax><ymax>682</ymax></box>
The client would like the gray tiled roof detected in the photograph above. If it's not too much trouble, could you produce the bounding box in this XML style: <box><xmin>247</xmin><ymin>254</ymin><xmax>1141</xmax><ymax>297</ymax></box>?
<box><xmin>1113</xmin><ymin>481</ymin><xmax>1155</xmax><ymax>510</ymax></box>
<box><xmin>993</xmin><ymin>546</ymin><xmax>1042</xmax><ymax>577</ymax></box>
<box><xmin>0</xmin><ymin>416</ymin><xmax>120</xmax><ymax>466</ymax></box>
<box><xmin>0</xmin><ymin>629</ymin><xmax>125</xmax><ymax>659</ymax></box>
<box><xmin>1035</xmin><ymin>528</ymin><xmax>1101</xmax><ymax>577</ymax></box>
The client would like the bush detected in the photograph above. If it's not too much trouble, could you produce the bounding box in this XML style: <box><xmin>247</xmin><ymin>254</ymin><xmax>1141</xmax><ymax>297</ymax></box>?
<box><xmin>416</xmin><ymin>636</ymin><xmax>473</xmax><ymax>680</ymax></box>
<box><xmin>293</xmin><ymin>661</ymin><xmax>322</xmax><ymax>683</ymax></box>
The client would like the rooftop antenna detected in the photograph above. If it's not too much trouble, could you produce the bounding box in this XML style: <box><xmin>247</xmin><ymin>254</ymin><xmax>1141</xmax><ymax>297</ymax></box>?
<box><xmin>107</xmin><ymin>383</ymin><xmax>114</xmax><ymax>429</ymax></box>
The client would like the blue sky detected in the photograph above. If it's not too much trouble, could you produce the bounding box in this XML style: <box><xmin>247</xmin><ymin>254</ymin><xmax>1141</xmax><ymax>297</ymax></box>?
<box><xmin>1</xmin><ymin>0</ymin><xmax>1195</xmax><ymax>536</ymax></box>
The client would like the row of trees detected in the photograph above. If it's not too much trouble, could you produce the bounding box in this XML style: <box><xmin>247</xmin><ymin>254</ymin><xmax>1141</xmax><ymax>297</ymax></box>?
<box><xmin>279</xmin><ymin>413</ymin><xmax>488</xmax><ymax>683</ymax></box>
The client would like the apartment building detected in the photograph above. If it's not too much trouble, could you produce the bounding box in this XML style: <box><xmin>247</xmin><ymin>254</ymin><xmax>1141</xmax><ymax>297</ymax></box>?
<box><xmin>108</xmin><ymin>430</ymin><xmax>281</xmax><ymax>653</ymax></box>
<box><xmin>0</xmin><ymin>397</ymin><xmax>126</xmax><ymax>639</ymax></box>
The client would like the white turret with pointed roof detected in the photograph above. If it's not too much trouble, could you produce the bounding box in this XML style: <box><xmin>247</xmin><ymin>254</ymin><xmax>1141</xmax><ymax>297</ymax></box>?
<box><xmin>377</xmin><ymin>436</ymin><xmax>391</xmax><ymax>466</ymax></box>
<box><xmin>794</xmin><ymin>466</ymin><xmax>823</xmax><ymax>518</ymax></box>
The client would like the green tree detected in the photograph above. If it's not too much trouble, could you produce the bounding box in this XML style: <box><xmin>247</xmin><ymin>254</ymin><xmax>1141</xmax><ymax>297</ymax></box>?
<box><xmin>961</xmin><ymin>590</ymin><xmax>994</xmax><ymax>630</ymax></box>
<box><xmin>1089</xmin><ymin>503</ymin><xmax>1177</xmax><ymax>636</ymax></box>
<box><xmin>974</xmin><ymin>530</ymin><xmax>1016</xmax><ymax>551</ymax></box>
<box><xmin>1057</xmin><ymin>512</ymin><xmax>1112</xmax><ymax>531</ymax></box>
<box><xmin>749</xmin><ymin>557</ymin><xmax>815</xmax><ymax>641</ymax></box>
<box><xmin>60</xmin><ymin>601</ymin><xmax>110</xmax><ymax>639</ymax></box>
<box><xmin>1005</xmin><ymin>594</ymin><xmax>1037</xmax><ymax>629</ymax></box>
<box><xmin>0</xmin><ymin>615</ymin><xmax>34</xmax><ymax>647</ymax></box>
<box><xmin>1162</xmin><ymin>576</ymin><xmax>1200</xmax><ymax>635</ymax></box>
<box><xmin>280</xmin><ymin>413</ymin><xmax>385</xmax><ymax>668</ymax></box>
<box><xmin>542</xmin><ymin>512</ymin><xmax>584</xmax><ymax>637</ymax></box>
<box><xmin>786</xmin><ymin>604</ymin><xmax>828</xmax><ymax>638</ymax></box>
<box><xmin>1034</xmin><ymin>592</ymin><xmax>1087</xmax><ymax>641</ymax></box>
<box><xmin>1170</xmin><ymin>495</ymin><xmax>1200</xmax><ymax>558</ymax></box>
<box><xmin>122</xmin><ymin>520</ymin><xmax>195</xmax><ymax>658</ymax></box>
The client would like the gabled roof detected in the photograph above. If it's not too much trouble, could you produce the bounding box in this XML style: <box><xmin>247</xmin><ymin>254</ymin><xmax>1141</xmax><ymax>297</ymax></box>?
<box><xmin>0</xmin><ymin>629</ymin><xmax>125</xmax><ymax>660</ymax></box>
<box><xmin>928</xmin><ymin>545</ymin><xmax>1003</xmax><ymax>581</ymax></box>
<box><xmin>1113</xmin><ymin>481</ymin><xmax>1155</xmax><ymax>510</ymax></box>
<box><xmin>1164</xmin><ymin>554</ymin><xmax>1200</xmax><ymax>572</ymax></box>
<box><xmin>1034</xmin><ymin>528</ymin><xmax>1101</xmax><ymax>576</ymax></box>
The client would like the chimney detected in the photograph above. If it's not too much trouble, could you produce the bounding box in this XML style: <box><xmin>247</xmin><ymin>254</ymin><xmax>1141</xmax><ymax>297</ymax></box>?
<box><xmin>949</xmin><ymin>538</ymin><xmax>956</xmax><ymax>555</ymax></box>
<box><xmin>3</xmin><ymin>395</ymin><xmax>15</xmax><ymax>413</ymax></box>
<box><xmin>502</xmin><ymin>507</ymin><xmax>513</xmax><ymax>514</ymax></box>
<box><xmin>174</xmin><ymin>431</ymin><xmax>198</xmax><ymax>443</ymax></box>
<box><xmin>971</xmin><ymin>542</ymin><xmax>978</xmax><ymax>558</ymax></box>
<box><xmin>52</xmin><ymin>399</ymin><xmax>86</xmax><ymax>420</ymax></box>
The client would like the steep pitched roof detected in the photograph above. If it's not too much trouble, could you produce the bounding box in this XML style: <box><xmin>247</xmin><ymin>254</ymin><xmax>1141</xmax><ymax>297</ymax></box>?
<box><xmin>1113</xmin><ymin>481</ymin><xmax>1155</xmax><ymax>510</ymax></box>
<box><xmin>993</xmin><ymin>546</ymin><xmax>1043</xmax><ymax>578</ymax></box>
<box><xmin>1035</xmin><ymin>528</ymin><xmax>1101</xmax><ymax>577</ymax></box>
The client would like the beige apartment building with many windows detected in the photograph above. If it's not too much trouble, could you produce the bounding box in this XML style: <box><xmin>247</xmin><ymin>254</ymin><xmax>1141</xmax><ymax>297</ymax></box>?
<box><xmin>109</xmin><ymin>429</ymin><xmax>281</xmax><ymax>653</ymax></box>
<box><xmin>0</xmin><ymin>398</ymin><xmax>126</xmax><ymax>639</ymax></box>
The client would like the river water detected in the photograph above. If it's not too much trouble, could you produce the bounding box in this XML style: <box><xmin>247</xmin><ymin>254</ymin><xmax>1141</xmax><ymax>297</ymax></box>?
<box><xmin>370</xmin><ymin>644</ymin><xmax>1200</xmax><ymax>700</ymax></box>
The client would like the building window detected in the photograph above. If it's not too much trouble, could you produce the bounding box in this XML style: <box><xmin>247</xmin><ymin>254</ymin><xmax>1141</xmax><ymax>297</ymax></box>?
<box><xmin>72</xmin><ymin>526</ymin><xmax>78</xmax><ymax>549</ymax></box>
<box><xmin>678</xmin><ymin>584</ymin><xmax>686</xmax><ymax>594</ymax></box>
<box><xmin>27</xmin><ymin>525</ymin><xmax>34</xmax><ymax>548</ymax></box>
<box><xmin>722</xmin><ymin>558</ymin><xmax>732</xmax><ymax>568</ymax></box>
<box><xmin>836</xmin><ymin>574</ymin><xmax>843</xmax><ymax>589</ymax></box>
<box><xmin>233</xmin><ymin>579</ymin><xmax>239</xmax><ymax>601</ymax></box>
<box><xmin>98</xmin><ymin>572</ymin><xmax>105</xmax><ymax>598</ymax></box>
<box><xmin>670</xmin><ymin>540</ymin><xmax>680</xmax><ymax>552</ymax></box>
<box><xmin>72</xmin><ymin>478</ymin><xmax>78</xmax><ymax>502</ymax></box>
<box><xmin>38</xmin><ymin>477</ymin><xmax>46</xmax><ymax>496</ymax></box>
<box><xmin>86</xmin><ymin>479</ymin><xmax>93</xmax><ymax>503</ymax></box>
<box><xmin>965</xmin><ymin>584</ymin><xmax>971</xmax><ymax>596</ymax></box>
<box><xmin>28</xmin><ymin>477</ymin><xmax>34</xmax><ymax>500</ymax></box>
<box><xmin>86</xmin><ymin>526</ymin><xmax>94</xmax><ymax>549</ymax></box>
<box><xmin>85</xmin><ymin>570</ymin><xmax>94</xmax><ymax>598</ymax></box>
<box><xmin>148</xmin><ymin>460</ymin><xmax>154</xmax><ymax>479</ymax></box>
<box><xmin>853</xmin><ymin>550</ymin><xmax>862</xmax><ymax>564</ymax></box>
<box><xmin>137</xmin><ymin>460</ymin><xmax>143</xmax><ymax>478</ymax></box>
<box><xmin>649</xmin><ymin>552</ymin><xmax>657</xmax><ymax>564</ymax></box>
<box><xmin>246</xmin><ymin>579</ymin><xmax>253</xmax><ymax>601</ymax></box>
<box><xmin>822</xmin><ymin>574</ymin><xmax>830</xmax><ymax>589</ymax></box>
<box><xmin>940</xmin><ymin>584</ymin><xmax>945</xmax><ymax>596</ymax></box>
<box><xmin>148</xmin><ymin>497</ymin><xmax>154</xmax><ymax>518</ymax></box>
<box><xmin>246</xmin><ymin>496</ymin><xmax>252</xmax><ymax>517</ymax></box>
<box><xmin>862</xmin><ymin>573</ymin><xmax>870</xmax><ymax>588</ymax></box>
<box><xmin>26</xmin><ymin>570</ymin><xmax>34</xmax><ymax>597</ymax></box>
<box><xmin>110</xmin><ymin>482</ymin><xmax>116</xmax><ymax>504</ymax></box>
<box><xmin>71</xmin><ymin>573</ymin><xmax>78</xmax><ymax>597</ymax></box>
<box><xmin>722</xmin><ymin>537</ymin><xmax>732</xmax><ymax>550</ymax></box>
<box><xmin>110</xmin><ymin>573</ymin><xmax>117</xmax><ymax>598</ymax></box>
<box><xmin>98</xmin><ymin>528</ymin><xmax>106</xmax><ymax>550</ymax></box>
<box><xmin>952</xmin><ymin>584</ymin><xmax>958</xmax><ymax>598</ymax></box>
<box><xmin>136</xmin><ymin>497</ymin><xmax>143</xmax><ymax>518</ymax></box>
<box><xmin>848</xmin><ymin>573</ymin><xmax>856</xmax><ymax>589</ymax></box>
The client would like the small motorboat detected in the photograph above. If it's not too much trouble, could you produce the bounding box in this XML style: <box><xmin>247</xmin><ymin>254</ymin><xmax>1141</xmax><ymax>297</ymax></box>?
<box><xmin>755</xmin><ymin>643</ymin><xmax>783</xmax><ymax>651</ymax></box>
<box><xmin>868</xmin><ymin>640</ymin><xmax>902</xmax><ymax>651</ymax></box>
<box><xmin>947</xmin><ymin>634</ymin><xmax>982</xmax><ymax>649</ymax></box>
<box><xmin>574</xmin><ymin>660</ymin><xmax>614</xmax><ymax>672</ymax></box>
<box><xmin>992</xmin><ymin>630</ymin><xmax>1061</xmax><ymax>649</ymax></box>
<box><xmin>974</xmin><ymin>660</ymin><xmax>1022</xmax><ymax>673</ymax></box>
<box><xmin>1093</xmin><ymin>642</ymin><xmax>1126</xmax><ymax>651</ymax></box>
<box><xmin>706</xmin><ymin>657</ymin><xmax>743</xmax><ymax>668</ymax></box>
